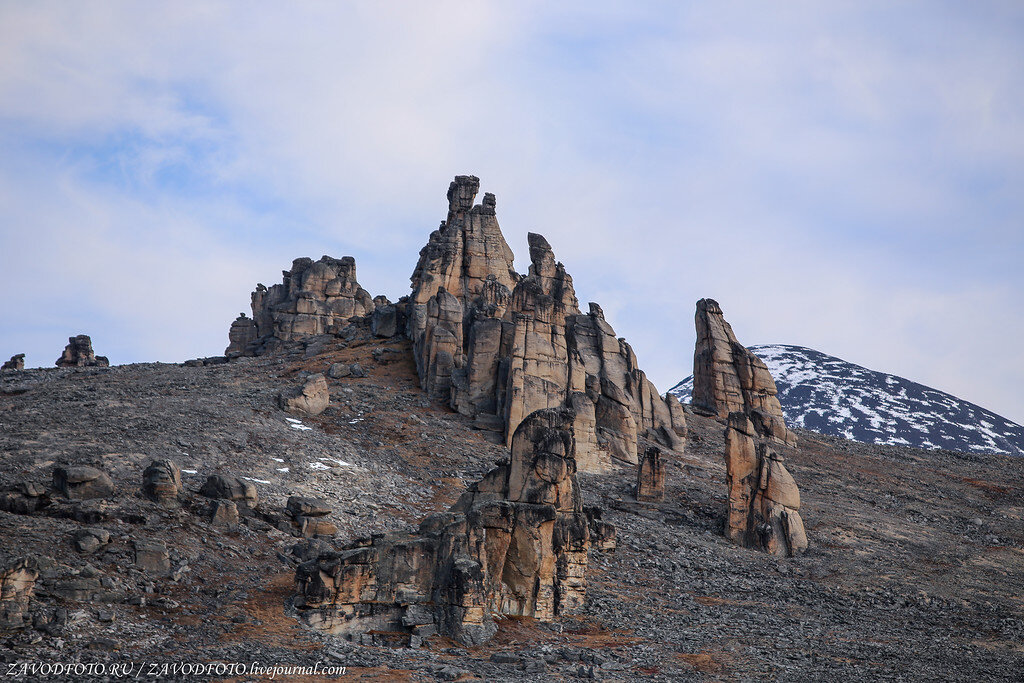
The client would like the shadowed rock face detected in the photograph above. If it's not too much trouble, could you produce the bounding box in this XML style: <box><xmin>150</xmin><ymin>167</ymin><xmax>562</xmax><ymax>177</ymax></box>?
<box><xmin>408</xmin><ymin>176</ymin><xmax>684</xmax><ymax>471</ymax></box>
<box><xmin>292</xmin><ymin>408</ymin><xmax>591</xmax><ymax>646</ymax></box>
<box><xmin>1</xmin><ymin>354</ymin><xmax>24</xmax><ymax>372</ymax></box>
<box><xmin>0</xmin><ymin>557</ymin><xmax>38</xmax><ymax>629</ymax></box>
<box><xmin>55</xmin><ymin>336</ymin><xmax>108</xmax><ymax>368</ymax></box>
<box><xmin>723</xmin><ymin>412</ymin><xmax>807</xmax><ymax>557</ymax></box>
<box><xmin>226</xmin><ymin>256</ymin><xmax>374</xmax><ymax>357</ymax></box>
<box><xmin>692</xmin><ymin>298</ymin><xmax>794</xmax><ymax>446</ymax></box>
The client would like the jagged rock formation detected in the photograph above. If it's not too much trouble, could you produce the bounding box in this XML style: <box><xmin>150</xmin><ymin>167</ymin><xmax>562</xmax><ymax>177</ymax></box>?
<box><xmin>692</xmin><ymin>299</ymin><xmax>794</xmax><ymax>445</ymax></box>
<box><xmin>0</xmin><ymin>557</ymin><xmax>38</xmax><ymax>629</ymax></box>
<box><xmin>142</xmin><ymin>459</ymin><xmax>181</xmax><ymax>506</ymax></box>
<box><xmin>226</xmin><ymin>256</ymin><xmax>374</xmax><ymax>356</ymax></box>
<box><xmin>55</xmin><ymin>335</ymin><xmax>108</xmax><ymax>368</ymax></box>
<box><xmin>278</xmin><ymin>374</ymin><xmax>330</xmax><ymax>416</ymax></box>
<box><xmin>723</xmin><ymin>412</ymin><xmax>807</xmax><ymax>557</ymax></box>
<box><xmin>292</xmin><ymin>407</ymin><xmax>592</xmax><ymax>646</ymax></box>
<box><xmin>636</xmin><ymin>446</ymin><xmax>665</xmax><ymax>503</ymax></box>
<box><xmin>408</xmin><ymin>176</ymin><xmax>684</xmax><ymax>471</ymax></box>
<box><xmin>1</xmin><ymin>354</ymin><xmax>24</xmax><ymax>371</ymax></box>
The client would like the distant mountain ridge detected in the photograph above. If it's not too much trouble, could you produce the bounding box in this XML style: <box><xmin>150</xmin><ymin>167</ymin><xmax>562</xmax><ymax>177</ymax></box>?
<box><xmin>670</xmin><ymin>344</ymin><xmax>1024</xmax><ymax>457</ymax></box>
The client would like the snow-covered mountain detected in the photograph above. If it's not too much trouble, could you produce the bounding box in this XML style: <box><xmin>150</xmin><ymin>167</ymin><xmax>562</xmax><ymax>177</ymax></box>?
<box><xmin>669</xmin><ymin>344</ymin><xmax>1024</xmax><ymax>457</ymax></box>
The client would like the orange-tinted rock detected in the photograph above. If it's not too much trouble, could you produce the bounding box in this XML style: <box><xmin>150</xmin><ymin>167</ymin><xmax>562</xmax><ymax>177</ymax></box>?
<box><xmin>723</xmin><ymin>411</ymin><xmax>807</xmax><ymax>556</ymax></box>
<box><xmin>692</xmin><ymin>299</ymin><xmax>795</xmax><ymax>446</ymax></box>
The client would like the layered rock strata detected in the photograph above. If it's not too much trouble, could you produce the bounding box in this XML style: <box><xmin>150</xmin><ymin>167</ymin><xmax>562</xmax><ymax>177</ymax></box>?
<box><xmin>293</xmin><ymin>407</ymin><xmax>592</xmax><ymax>646</ymax></box>
<box><xmin>55</xmin><ymin>335</ymin><xmax>108</xmax><ymax>368</ymax></box>
<box><xmin>692</xmin><ymin>299</ymin><xmax>794</xmax><ymax>445</ymax></box>
<box><xmin>723</xmin><ymin>412</ymin><xmax>807</xmax><ymax>557</ymax></box>
<box><xmin>1</xmin><ymin>354</ymin><xmax>24</xmax><ymax>371</ymax></box>
<box><xmin>408</xmin><ymin>176</ymin><xmax>684</xmax><ymax>471</ymax></box>
<box><xmin>226</xmin><ymin>256</ymin><xmax>375</xmax><ymax>357</ymax></box>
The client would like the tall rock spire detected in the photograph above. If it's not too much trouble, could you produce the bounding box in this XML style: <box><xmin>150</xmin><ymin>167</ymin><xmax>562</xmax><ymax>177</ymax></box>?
<box><xmin>410</xmin><ymin>175</ymin><xmax>685</xmax><ymax>471</ymax></box>
<box><xmin>692</xmin><ymin>298</ymin><xmax>794</xmax><ymax>445</ymax></box>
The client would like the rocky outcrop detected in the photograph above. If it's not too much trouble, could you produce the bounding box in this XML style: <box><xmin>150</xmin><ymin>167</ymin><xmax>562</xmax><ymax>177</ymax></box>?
<box><xmin>225</xmin><ymin>314</ymin><xmax>258</xmax><ymax>357</ymax></box>
<box><xmin>142</xmin><ymin>459</ymin><xmax>181</xmax><ymax>506</ymax></box>
<box><xmin>0</xmin><ymin>557</ymin><xmax>38</xmax><ymax>629</ymax></box>
<box><xmin>636</xmin><ymin>446</ymin><xmax>665</xmax><ymax>502</ymax></box>
<box><xmin>692</xmin><ymin>299</ymin><xmax>794</xmax><ymax>445</ymax></box>
<box><xmin>286</xmin><ymin>496</ymin><xmax>337</xmax><ymax>538</ymax></box>
<box><xmin>723</xmin><ymin>412</ymin><xmax>807</xmax><ymax>557</ymax></box>
<box><xmin>293</xmin><ymin>407</ymin><xmax>593</xmax><ymax>646</ymax></box>
<box><xmin>371</xmin><ymin>300</ymin><xmax>406</xmax><ymax>338</ymax></box>
<box><xmin>278</xmin><ymin>374</ymin><xmax>330</xmax><ymax>416</ymax></box>
<box><xmin>55</xmin><ymin>335</ymin><xmax>108</xmax><ymax>368</ymax></box>
<box><xmin>1</xmin><ymin>354</ymin><xmax>24</xmax><ymax>371</ymax></box>
<box><xmin>227</xmin><ymin>256</ymin><xmax>374</xmax><ymax>356</ymax></box>
<box><xmin>53</xmin><ymin>466</ymin><xmax>114</xmax><ymax>500</ymax></box>
<box><xmin>409</xmin><ymin>176</ymin><xmax>684</xmax><ymax>471</ymax></box>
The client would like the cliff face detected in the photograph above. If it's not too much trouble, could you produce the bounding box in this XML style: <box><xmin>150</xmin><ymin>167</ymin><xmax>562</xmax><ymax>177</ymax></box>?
<box><xmin>409</xmin><ymin>176</ymin><xmax>684</xmax><ymax>472</ymax></box>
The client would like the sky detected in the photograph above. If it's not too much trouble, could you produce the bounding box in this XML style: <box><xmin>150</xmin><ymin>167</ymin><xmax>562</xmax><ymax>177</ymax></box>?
<box><xmin>1</xmin><ymin>1</ymin><xmax>1022</xmax><ymax>425</ymax></box>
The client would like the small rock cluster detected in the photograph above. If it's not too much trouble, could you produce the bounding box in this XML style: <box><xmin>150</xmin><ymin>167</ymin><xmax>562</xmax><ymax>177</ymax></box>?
<box><xmin>1</xmin><ymin>353</ymin><xmax>24</xmax><ymax>371</ymax></box>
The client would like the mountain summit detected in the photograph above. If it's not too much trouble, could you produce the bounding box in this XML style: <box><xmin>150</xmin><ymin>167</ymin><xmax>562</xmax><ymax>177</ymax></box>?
<box><xmin>671</xmin><ymin>344</ymin><xmax>1024</xmax><ymax>457</ymax></box>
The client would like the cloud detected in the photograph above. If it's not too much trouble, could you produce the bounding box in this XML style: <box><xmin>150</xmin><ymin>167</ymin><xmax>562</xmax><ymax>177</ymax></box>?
<box><xmin>1</xmin><ymin>2</ymin><xmax>1022</xmax><ymax>424</ymax></box>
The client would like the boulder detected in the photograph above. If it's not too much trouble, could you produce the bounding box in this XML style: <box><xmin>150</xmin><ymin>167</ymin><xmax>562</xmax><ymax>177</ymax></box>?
<box><xmin>293</xmin><ymin>407</ymin><xmax>596</xmax><ymax>646</ymax></box>
<box><xmin>133</xmin><ymin>540</ymin><xmax>171</xmax><ymax>575</ymax></box>
<box><xmin>723</xmin><ymin>412</ymin><xmax>807</xmax><ymax>557</ymax></box>
<box><xmin>327</xmin><ymin>363</ymin><xmax>351</xmax><ymax>379</ymax></box>
<box><xmin>72</xmin><ymin>528</ymin><xmax>111</xmax><ymax>554</ymax></box>
<box><xmin>278</xmin><ymin>374</ymin><xmax>330</xmax><ymax>416</ymax></box>
<box><xmin>286</xmin><ymin>496</ymin><xmax>332</xmax><ymax>518</ymax></box>
<box><xmin>371</xmin><ymin>303</ymin><xmax>406</xmax><ymax>338</ymax></box>
<box><xmin>141</xmin><ymin>459</ymin><xmax>181</xmax><ymax>506</ymax></box>
<box><xmin>53</xmin><ymin>466</ymin><xmax>114</xmax><ymax>500</ymax></box>
<box><xmin>1</xmin><ymin>354</ymin><xmax>24</xmax><ymax>372</ymax></box>
<box><xmin>199</xmin><ymin>475</ymin><xmax>258</xmax><ymax>507</ymax></box>
<box><xmin>55</xmin><ymin>335</ymin><xmax>108</xmax><ymax>368</ymax></box>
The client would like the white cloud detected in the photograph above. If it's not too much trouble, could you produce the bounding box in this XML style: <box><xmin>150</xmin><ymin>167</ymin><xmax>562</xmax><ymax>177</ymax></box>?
<box><xmin>0</xmin><ymin>2</ymin><xmax>1022</xmax><ymax>424</ymax></box>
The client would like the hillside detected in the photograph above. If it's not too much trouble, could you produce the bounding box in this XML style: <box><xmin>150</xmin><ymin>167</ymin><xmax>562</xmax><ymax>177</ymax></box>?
<box><xmin>2</xmin><ymin>327</ymin><xmax>1024</xmax><ymax>681</ymax></box>
<box><xmin>671</xmin><ymin>344</ymin><xmax>1024</xmax><ymax>457</ymax></box>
